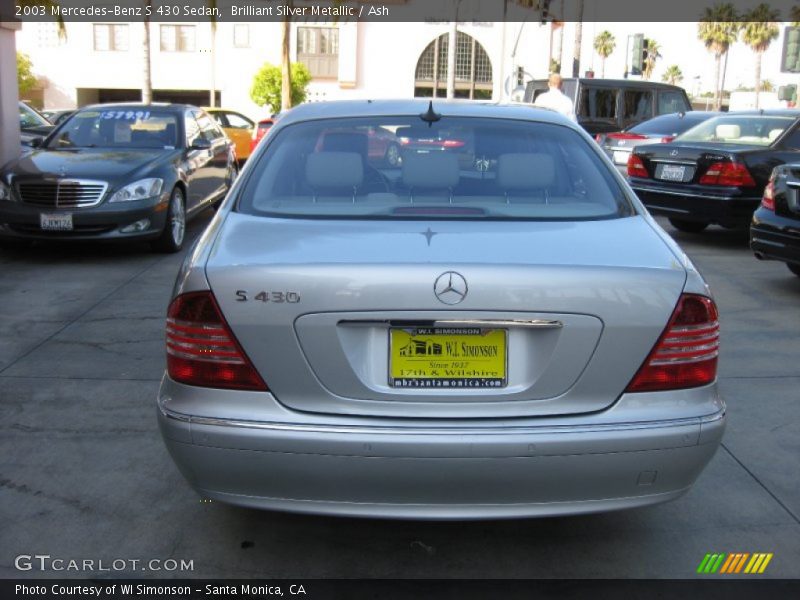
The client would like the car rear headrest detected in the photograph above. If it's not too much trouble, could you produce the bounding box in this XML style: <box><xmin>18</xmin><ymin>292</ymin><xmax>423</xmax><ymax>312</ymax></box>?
<box><xmin>497</xmin><ymin>153</ymin><xmax>555</xmax><ymax>189</ymax></box>
<box><xmin>319</xmin><ymin>131</ymin><xmax>369</xmax><ymax>159</ymax></box>
<box><xmin>715</xmin><ymin>124</ymin><xmax>740</xmax><ymax>139</ymax></box>
<box><xmin>768</xmin><ymin>128</ymin><xmax>783</xmax><ymax>141</ymax></box>
<box><xmin>306</xmin><ymin>152</ymin><xmax>364</xmax><ymax>188</ymax></box>
<box><xmin>402</xmin><ymin>153</ymin><xmax>459</xmax><ymax>189</ymax></box>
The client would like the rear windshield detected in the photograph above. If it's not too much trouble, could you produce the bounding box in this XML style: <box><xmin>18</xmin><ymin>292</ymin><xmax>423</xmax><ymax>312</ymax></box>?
<box><xmin>238</xmin><ymin>116</ymin><xmax>632</xmax><ymax>220</ymax></box>
<box><xmin>628</xmin><ymin>113</ymin><xmax>711</xmax><ymax>136</ymax></box>
<box><xmin>675</xmin><ymin>115</ymin><xmax>795</xmax><ymax>146</ymax></box>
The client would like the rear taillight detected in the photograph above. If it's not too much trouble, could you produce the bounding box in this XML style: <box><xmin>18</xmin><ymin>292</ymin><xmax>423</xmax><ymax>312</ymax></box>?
<box><xmin>660</xmin><ymin>136</ymin><xmax>675</xmax><ymax>143</ymax></box>
<box><xmin>594</xmin><ymin>134</ymin><xmax>603</xmax><ymax>143</ymax></box>
<box><xmin>761</xmin><ymin>176</ymin><xmax>776</xmax><ymax>211</ymax></box>
<box><xmin>698</xmin><ymin>162</ymin><xmax>756</xmax><ymax>187</ymax></box>
<box><xmin>166</xmin><ymin>291</ymin><xmax>267</xmax><ymax>391</ymax></box>
<box><xmin>626</xmin><ymin>294</ymin><xmax>719</xmax><ymax>393</ymax></box>
<box><xmin>442</xmin><ymin>139</ymin><xmax>466</xmax><ymax>148</ymax></box>
<box><xmin>627</xmin><ymin>154</ymin><xmax>649</xmax><ymax>178</ymax></box>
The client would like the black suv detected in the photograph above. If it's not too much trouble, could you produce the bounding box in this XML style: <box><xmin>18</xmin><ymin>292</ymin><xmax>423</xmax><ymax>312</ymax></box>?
<box><xmin>523</xmin><ymin>78</ymin><xmax>693</xmax><ymax>136</ymax></box>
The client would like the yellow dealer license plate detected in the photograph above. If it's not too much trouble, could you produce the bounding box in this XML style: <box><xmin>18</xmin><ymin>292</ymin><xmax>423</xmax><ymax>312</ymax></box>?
<box><xmin>389</xmin><ymin>327</ymin><xmax>506</xmax><ymax>389</ymax></box>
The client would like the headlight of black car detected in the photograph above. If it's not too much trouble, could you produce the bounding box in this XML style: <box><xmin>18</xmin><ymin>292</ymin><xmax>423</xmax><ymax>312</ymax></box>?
<box><xmin>108</xmin><ymin>178</ymin><xmax>164</xmax><ymax>203</ymax></box>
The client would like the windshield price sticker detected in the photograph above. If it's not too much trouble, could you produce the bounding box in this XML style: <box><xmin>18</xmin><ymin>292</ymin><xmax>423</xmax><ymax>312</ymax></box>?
<box><xmin>101</xmin><ymin>111</ymin><xmax>151</xmax><ymax>121</ymax></box>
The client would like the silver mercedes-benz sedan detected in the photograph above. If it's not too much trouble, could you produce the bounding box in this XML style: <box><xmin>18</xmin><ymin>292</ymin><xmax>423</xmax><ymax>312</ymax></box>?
<box><xmin>157</xmin><ymin>100</ymin><xmax>725</xmax><ymax>519</ymax></box>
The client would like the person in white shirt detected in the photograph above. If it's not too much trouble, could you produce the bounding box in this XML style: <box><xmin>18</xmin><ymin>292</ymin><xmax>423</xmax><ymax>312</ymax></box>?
<box><xmin>534</xmin><ymin>73</ymin><xmax>577</xmax><ymax>122</ymax></box>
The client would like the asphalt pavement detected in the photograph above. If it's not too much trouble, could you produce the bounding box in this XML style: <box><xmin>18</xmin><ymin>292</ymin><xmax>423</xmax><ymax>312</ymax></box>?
<box><xmin>1</xmin><ymin>213</ymin><xmax>798</xmax><ymax>579</ymax></box>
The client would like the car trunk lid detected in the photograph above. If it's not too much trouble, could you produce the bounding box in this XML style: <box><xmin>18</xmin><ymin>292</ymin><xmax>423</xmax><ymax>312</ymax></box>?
<box><xmin>205</xmin><ymin>213</ymin><xmax>687</xmax><ymax>418</ymax></box>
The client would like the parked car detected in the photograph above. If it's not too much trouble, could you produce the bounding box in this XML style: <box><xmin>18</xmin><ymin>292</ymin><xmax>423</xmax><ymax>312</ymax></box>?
<box><xmin>41</xmin><ymin>109</ymin><xmax>76</xmax><ymax>126</ymax></box>
<box><xmin>317</xmin><ymin>126</ymin><xmax>402</xmax><ymax>167</ymax></box>
<box><xmin>0</xmin><ymin>103</ymin><xmax>237</xmax><ymax>252</ymax></box>
<box><xmin>204</xmin><ymin>107</ymin><xmax>255</xmax><ymax>162</ymax></box>
<box><xmin>596</xmin><ymin>111</ymin><xmax>720</xmax><ymax>174</ymax></box>
<box><xmin>523</xmin><ymin>78</ymin><xmax>693</xmax><ymax>136</ymax></box>
<box><xmin>751</xmin><ymin>163</ymin><xmax>800</xmax><ymax>277</ymax></box>
<box><xmin>158</xmin><ymin>99</ymin><xmax>725</xmax><ymax>519</ymax></box>
<box><xmin>19</xmin><ymin>102</ymin><xmax>54</xmax><ymax>148</ymax></box>
<box><xmin>250</xmin><ymin>117</ymin><xmax>275</xmax><ymax>153</ymax></box>
<box><xmin>628</xmin><ymin>110</ymin><xmax>800</xmax><ymax>232</ymax></box>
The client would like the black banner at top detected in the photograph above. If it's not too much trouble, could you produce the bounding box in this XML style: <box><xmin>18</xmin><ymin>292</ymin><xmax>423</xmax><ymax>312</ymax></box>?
<box><xmin>3</xmin><ymin>0</ymin><xmax>800</xmax><ymax>23</ymax></box>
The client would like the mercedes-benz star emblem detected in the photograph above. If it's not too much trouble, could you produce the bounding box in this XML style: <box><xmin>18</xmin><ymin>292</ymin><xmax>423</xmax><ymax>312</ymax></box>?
<box><xmin>434</xmin><ymin>271</ymin><xmax>468</xmax><ymax>305</ymax></box>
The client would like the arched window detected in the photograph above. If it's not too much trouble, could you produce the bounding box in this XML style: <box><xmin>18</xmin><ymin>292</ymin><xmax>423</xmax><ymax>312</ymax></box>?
<box><xmin>414</xmin><ymin>31</ymin><xmax>493</xmax><ymax>99</ymax></box>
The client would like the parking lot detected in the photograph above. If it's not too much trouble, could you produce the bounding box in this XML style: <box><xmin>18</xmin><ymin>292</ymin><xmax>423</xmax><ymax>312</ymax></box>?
<box><xmin>1</xmin><ymin>212</ymin><xmax>798</xmax><ymax>579</ymax></box>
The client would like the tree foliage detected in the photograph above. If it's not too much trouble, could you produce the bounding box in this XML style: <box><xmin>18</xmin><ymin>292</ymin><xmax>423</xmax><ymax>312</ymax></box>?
<box><xmin>697</xmin><ymin>3</ymin><xmax>741</xmax><ymax>110</ymax></box>
<box><xmin>593</xmin><ymin>30</ymin><xmax>615</xmax><ymax>78</ymax></box>
<box><xmin>643</xmin><ymin>39</ymin><xmax>661</xmax><ymax>80</ymax></box>
<box><xmin>741</xmin><ymin>4</ymin><xmax>780</xmax><ymax>53</ymax></box>
<box><xmin>250</xmin><ymin>62</ymin><xmax>311</xmax><ymax>112</ymax></box>
<box><xmin>662</xmin><ymin>65</ymin><xmax>684</xmax><ymax>86</ymax></box>
<box><xmin>17</xmin><ymin>52</ymin><xmax>37</xmax><ymax>95</ymax></box>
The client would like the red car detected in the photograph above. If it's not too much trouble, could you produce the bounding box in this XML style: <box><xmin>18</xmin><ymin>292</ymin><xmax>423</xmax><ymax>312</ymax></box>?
<box><xmin>250</xmin><ymin>118</ymin><xmax>275</xmax><ymax>153</ymax></box>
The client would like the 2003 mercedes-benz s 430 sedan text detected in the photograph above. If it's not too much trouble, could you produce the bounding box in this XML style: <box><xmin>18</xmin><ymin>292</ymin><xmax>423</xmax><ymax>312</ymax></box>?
<box><xmin>158</xmin><ymin>100</ymin><xmax>726</xmax><ymax>519</ymax></box>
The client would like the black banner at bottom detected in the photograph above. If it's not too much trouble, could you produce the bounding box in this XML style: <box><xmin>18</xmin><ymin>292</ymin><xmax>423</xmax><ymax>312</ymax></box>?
<box><xmin>3</xmin><ymin>579</ymin><xmax>799</xmax><ymax>600</ymax></box>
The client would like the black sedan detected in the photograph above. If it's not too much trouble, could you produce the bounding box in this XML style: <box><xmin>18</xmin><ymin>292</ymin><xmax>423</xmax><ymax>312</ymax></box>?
<box><xmin>596</xmin><ymin>111</ymin><xmax>720</xmax><ymax>175</ymax></box>
<box><xmin>628</xmin><ymin>110</ymin><xmax>800</xmax><ymax>232</ymax></box>
<box><xmin>0</xmin><ymin>103</ymin><xmax>237</xmax><ymax>252</ymax></box>
<box><xmin>751</xmin><ymin>163</ymin><xmax>800</xmax><ymax>277</ymax></box>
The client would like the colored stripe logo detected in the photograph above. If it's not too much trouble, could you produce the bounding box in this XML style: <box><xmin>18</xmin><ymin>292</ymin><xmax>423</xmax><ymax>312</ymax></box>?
<box><xmin>697</xmin><ymin>553</ymin><xmax>773</xmax><ymax>574</ymax></box>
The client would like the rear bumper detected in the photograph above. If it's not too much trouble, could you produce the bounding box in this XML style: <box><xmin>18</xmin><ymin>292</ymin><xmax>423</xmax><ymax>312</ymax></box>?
<box><xmin>158</xmin><ymin>379</ymin><xmax>726</xmax><ymax>519</ymax></box>
<box><xmin>631</xmin><ymin>184</ymin><xmax>759</xmax><ymax>227</ymax></box>
<box><xmin>751</xmin><ymin>208</ymin><xmax>800</xmax><ymax>266</ymax></box>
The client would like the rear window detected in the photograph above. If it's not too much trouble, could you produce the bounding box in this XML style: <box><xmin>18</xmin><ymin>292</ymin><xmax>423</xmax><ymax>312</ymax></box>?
<box><xmin>237</xmin><ymin>116</ymin><xmax>632</xmax><ymax>220</ymax></box>
<box><xmin>579</xmin><ymin>88</ymin><xmax>617</xmax><ymax>120</ymax></box>
<box><xmin>622</xmin><ymin>90</ymin><xmax>653</xmax><ymax>121</ymax></box>
<box><xmin>658</xmin><ymin>91</ymin><xmax>690</xmax><ymax>114</ymax></box>
<box><xmin>675</xmin><ymin>115</ymin><xmax>795</xmax><ymax>146</ymax></box>
<box><xmin>629</xmin><ymin>113</ymin><xmax>710</xmax><ymax>136</ymax></box>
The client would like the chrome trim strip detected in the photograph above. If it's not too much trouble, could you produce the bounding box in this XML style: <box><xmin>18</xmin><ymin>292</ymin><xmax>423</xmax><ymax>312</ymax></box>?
<box><xmin>785</xmin><ymin>180</ymin><xmax>800</xmax><ymax>188</ymax></box>
<box><xmin>631</xmin><ymin>186</ymin><xmax>746</xmax><ymax>201</ymax></box>
<box><xmin>159</xmin><ymin>406</ymin><xmax>725</xmax><ymax>436</ymax></box>
<box><xmin>339</xmin><ymin>319</ymin><xmax>563</xmax><ymax>329</ymax></box>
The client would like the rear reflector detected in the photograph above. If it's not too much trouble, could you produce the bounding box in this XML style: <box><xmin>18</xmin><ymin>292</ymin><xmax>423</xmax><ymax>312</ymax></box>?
<box><xmin>698</xmin><ymin>162</ymin><xmax>756</xmax><ymax>187</ymax></box>
<box><xmin>608</xmin><ymin>132</ymin><xmax>647</xmax><ymax>140</ymax></box>
<box><xmin>627</xmin><ymin>154</ymin><xmax>649</xmax><ymax>178</ymax></box>
<box><xmin>626</xmin><ymin>294</ymin><xmax>719</xmax><ymax>393</ymax></box>
<box><xmin>166</xmin><ymin>291</ymin><xmax>268</xmax><ymax>391</ymax></box>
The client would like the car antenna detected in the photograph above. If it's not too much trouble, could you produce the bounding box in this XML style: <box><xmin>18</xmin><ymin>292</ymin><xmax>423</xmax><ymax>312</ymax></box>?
<box><xmin>420</xmin><ymin>101</ymin><xmax>441</xmax><ymax>127</ymax></box>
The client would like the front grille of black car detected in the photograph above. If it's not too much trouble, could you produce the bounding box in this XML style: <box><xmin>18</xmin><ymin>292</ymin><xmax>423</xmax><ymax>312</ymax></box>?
<box><xmin>17</xmin><ymin>180</ymin><xmax>108</xmax><ymax>208</ymax></box>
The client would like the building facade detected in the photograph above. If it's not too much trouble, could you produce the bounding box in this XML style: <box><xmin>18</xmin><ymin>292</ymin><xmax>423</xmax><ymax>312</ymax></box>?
<box><xmin>15</xmin><ymin>19</ymin><xmax>798</xmax><ymax>119</ymax></box>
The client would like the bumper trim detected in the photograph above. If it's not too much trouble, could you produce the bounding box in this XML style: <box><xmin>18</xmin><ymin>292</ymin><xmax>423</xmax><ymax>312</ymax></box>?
<box><xmin>159</xmin><ymin>405</ymin><xmax>725</xmax><ymax>437</ymax></box>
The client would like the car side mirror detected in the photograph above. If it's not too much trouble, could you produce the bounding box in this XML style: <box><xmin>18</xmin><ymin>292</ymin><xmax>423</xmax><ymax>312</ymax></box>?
<box><xmin>191</xmin><ymin>138</ymin><xmax>212</xmax><ymax>151</ymax></box>
<box><xmin>25</xmin><ymin>137</ymin><xmax>43</xmax><ymax>148</ymax></box>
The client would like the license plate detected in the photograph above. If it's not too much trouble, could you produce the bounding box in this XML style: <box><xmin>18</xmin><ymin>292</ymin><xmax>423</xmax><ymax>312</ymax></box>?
<box><xmin>40</xmin><ymin>213</ymin><xmax>73</xmax><ymax>231</ymax></box>
<box><xmin>389</xmin><ymin>327</ymin><xmax>506</xmax><ymax>388</ymax></box>
<box><xmin>613</xmin><ymin>150</ymin><xmax>630</xmax><ymax>165</ymax></box>
<box><xmin>659</xmin><ymin>164</ymin><xmax>686</xmax><ymax>182</ymax></box>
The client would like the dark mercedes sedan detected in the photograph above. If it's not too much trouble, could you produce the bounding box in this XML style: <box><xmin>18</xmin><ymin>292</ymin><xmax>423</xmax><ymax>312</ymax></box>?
<box><xmin>0</xmin><ymin>103</ymin><xmax>237</xmax><ymax>252</ymax></box>
<box><xmin>628</xmin><ymin>110</ymin><xmax>800</xmax><ymax>233</ymax></box>
<box><xmin>751</xmin><ymin>163</ymin><xmax>800</xmax><ymax>277</ymax></box>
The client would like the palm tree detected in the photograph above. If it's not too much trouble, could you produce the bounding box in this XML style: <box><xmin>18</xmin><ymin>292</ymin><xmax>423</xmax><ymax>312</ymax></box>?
<box><xmin>662</xmin><ymin>65</ymin><xmax>684</xmax><ymax>86</ymax></box>
<box><xmin>642</xmin><ymin>39</ymin><xmax>661</xmax><ymax>80</ymax></box>
<box><xmin>741</xmin><ymin>4</ymin><xmax>780</xmax><ymax>109</ymax></box>
<box><xmin>698</xmin><ymin>3</ymin><xmax>741</xmax><ymax>111</ymax></box>
<box><xmin>593</xmin><ymin>31</ymin><xmax>615</xmax><ymax>78</ymax></box>
<box><xmin>208</xmin><ymin>0</ymin><xmax>218</xmax><ymax>107</ymax></box>
<box><xmin>281</xmin><ymin>6</ymin><xmax>292</xmax><ymax>110</ymax></box>
<box><xmin>142</xmin><ymin>0</ymin><xmax>152</xmax><ymax>104</ymax></box>
<box><xmin>572</xmin><ymin>0</ymin><xmax>585</xmax><ymax>77</ymax></box>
